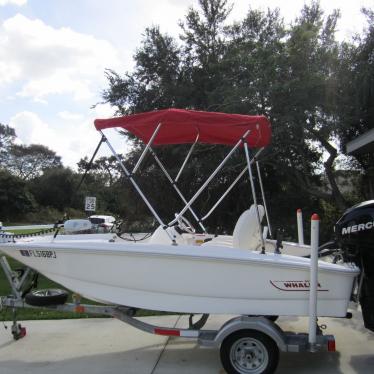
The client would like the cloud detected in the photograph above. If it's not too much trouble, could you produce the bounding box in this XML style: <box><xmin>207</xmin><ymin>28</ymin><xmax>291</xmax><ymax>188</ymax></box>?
<box><xmin>9</xmin><ymin>111</ymin><xmax>50</xmax><ymax>144</ymax></box>
<box><xmin>93</xmin><ymin>102</ymin><xmax>116</xmax><ymax>119</ymax></box>
<box><xmin>9</xmin><ymin>110</ymin><xmax>96</xmax><ymax>167</ymax></box>
<box><xmin>0</xmin><ymin>0</ymin><xmax>27</xmax><ymax>6</ymax></box>
<box><xmin>0</xmin><ymin>14</ymin><xmax>121</xmax><ymax>102</ymax></box>
<box><xmin>9</xmin><ymin>104</ymin><xmax>119</xmax><ymax>168</ymax></box>
<box><xmin>57</xmin><ymin>111</ymin><xmax>84</xmax><ymax>121</ymax></box>
<box><xmin>18</xmin><ymin>72</ymin><xmax>94</xmax><ymax>102</ymax></box>
<box><xmin>0</xmin><ymin>60</ymin><xmax>21</xmax><ymax>84</ymax></box>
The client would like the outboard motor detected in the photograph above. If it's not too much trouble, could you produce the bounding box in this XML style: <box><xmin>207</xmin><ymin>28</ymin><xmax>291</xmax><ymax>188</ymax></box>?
<box><xmin>64</xmin><ymin>219</ymin><xmax>93</xmax><ymax>234</ymax></box>
<box><xmin>335</xmin><ymin>200</ymin><xmax>374</xmax><ymax>332</ymax></box>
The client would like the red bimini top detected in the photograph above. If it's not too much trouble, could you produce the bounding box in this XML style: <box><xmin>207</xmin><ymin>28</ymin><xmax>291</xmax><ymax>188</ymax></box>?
<box><xmin>94</xmin><ymin>108</ymin><xmax>271</xmax><ymax>147</ymax></box>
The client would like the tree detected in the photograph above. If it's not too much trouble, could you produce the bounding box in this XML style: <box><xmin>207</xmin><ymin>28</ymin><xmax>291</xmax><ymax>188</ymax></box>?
<box><xmin>0</xmin><ymin>123</ymin><xmax>16</xmax><ymax>165</ymax></box>
<box><xmin>29</xmin><ymin>167</ymin><xmax>77</xmax><ymax>211</ymax></box>
<box><xmin>102</xmin><ymin>26</ymin><xmax>182</xmax><ymax>115</ymax></box>
<box><xmin>102</xmin><ymin>0</ymin><xmax>232</xmax><ymax>114</ymax></box>
<box><xmin>77</xmin><ymin>155</ymin><xmax>122</xmax><ymax>187</ymax></box>
<box><xmin>4</xmin><ymin>144</ymin><xmax>62</xmax><ymax>180</ymax></box>
<box><xmin>0</xmin><ymin>170</ymin><xmax>35</xmax><ymax>221</ymax></box>
<box><xmin>268</xmin><ymin>2</ymin><xmax>348</xmax><ymax>211</ymax></box>
<box><xmin>178</xmin><ymin>0</ymin><xmax>232</xmax><ymax>109</ymax></box>
<box><xmin>220</xmin><ymin>5</ymin><xmax>326</xmax><ymax>232</ymax></box>
<box><xmin>222</xmin><ymin>7</ymin><xmax>285</xmax><ymax>114</ymax></box>
<box><xmin>0</xmin><ymin>123</ymin><xmax>15</xmax><ymax>150</ymax></box>
<box><xmin>99</xmin><ymin>0</ymin><xmax>239</xmax><ymax>230</ymax></box>
<box><xmin>99</xmin><ymin>0</ymin><xmax>372</xmax><ymax>237</ymax></box>
<box><xmin>337</xmin><ymin>9</ymin><xmax>374</xmax><ymax>198</ymax></box>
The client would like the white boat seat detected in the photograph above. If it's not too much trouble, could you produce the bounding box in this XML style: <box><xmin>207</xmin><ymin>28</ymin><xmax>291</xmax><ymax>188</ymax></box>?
<box><xmin>232</xmin><ymin>204</ymin><xmax>265</xmax><ymax>250</ymax></box>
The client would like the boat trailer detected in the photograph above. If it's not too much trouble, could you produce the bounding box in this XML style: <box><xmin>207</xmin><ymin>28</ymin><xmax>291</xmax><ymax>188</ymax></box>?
<box><xmin>0</xmin><ymin>281</ymin><xmax>336</xmax><ymax>374</ymax></box>
<box><xmin>0</xmin><ymin>218</ymin><xmax>338</xmax><ymax>374</ymax></box>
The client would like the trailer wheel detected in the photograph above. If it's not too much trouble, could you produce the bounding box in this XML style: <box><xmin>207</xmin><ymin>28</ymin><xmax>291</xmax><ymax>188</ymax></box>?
<box><xmin>25</xmin><ymin>289</ymin><xmax>68</xmax><ymax>306</ymax></box>
<box><xmin>220</xmin><ymin>330</ymin><xmax>279</xmax><ymax>374</ymax></box>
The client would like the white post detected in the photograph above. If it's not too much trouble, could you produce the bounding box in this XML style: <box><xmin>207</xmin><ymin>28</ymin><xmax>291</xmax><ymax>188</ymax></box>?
<box><xmin>309</xmin><ymin>213</ymin><xmax>319</xmax><ymax>350</ymax></box>
<box><xmin>297</xmin><ymin>209</ymin><xmax>304</xmax><ymax>245</ymax></box>
<box><xmin>262</xmin><ymin>226</ymin><xmax>269</xmax><ymax>240</ymax></box>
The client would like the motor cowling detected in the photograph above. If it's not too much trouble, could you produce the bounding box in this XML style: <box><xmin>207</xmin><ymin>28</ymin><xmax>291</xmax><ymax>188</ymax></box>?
<box><xmin>63</xmin><ymin>219</ymin><xmax>94</xmax><ymax>234</ymax></box>
<box><xmin>335</xmin><ymin>200</ymin><xmax>374</xmax><ymax>332</ymax></box>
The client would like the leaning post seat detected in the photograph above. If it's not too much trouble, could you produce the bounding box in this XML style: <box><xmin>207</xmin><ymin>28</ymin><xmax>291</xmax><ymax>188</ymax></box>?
<box><xmin>232</xmin><ymin>205</ymin><xmax>265</xmax><ymax>250</ymax></box>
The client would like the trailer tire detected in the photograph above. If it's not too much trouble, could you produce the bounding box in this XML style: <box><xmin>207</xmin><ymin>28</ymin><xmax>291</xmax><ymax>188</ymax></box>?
<box><xmin>25</xmin><ymin>289</ymin><xmax>68</xmax><ymax>306</ymax></box>
<box><xmin>220</xmin><ymin>329</ymin><xmax>279</xmax><ymax>374</ymax></box>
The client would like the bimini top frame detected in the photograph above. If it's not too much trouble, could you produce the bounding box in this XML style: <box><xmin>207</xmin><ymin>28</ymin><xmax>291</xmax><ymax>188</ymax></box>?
<box><xmin>94</xmin><ymin>109</ymin><xmax>272</xmax><ymax>247</ymax></box>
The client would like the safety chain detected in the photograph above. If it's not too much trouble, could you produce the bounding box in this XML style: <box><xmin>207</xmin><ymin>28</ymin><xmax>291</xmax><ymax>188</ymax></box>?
<box><xmin>0</xmin><ymin>227</ymin><xmax>58</xmax><ymax>239</ymax></box>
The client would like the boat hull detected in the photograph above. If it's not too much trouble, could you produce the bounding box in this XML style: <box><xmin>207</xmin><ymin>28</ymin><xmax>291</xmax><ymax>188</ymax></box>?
<box><xmin>0</xmin><ymin>239</ymin><xmax>358</xmax><ymax>316</ymax></box>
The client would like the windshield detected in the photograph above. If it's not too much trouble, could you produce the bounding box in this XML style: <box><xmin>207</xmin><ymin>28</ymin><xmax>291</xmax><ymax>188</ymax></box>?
<box><xmin>89</xmin><ymin>218</ymin><xmax>105</xmax><ymax>225</ymax></box>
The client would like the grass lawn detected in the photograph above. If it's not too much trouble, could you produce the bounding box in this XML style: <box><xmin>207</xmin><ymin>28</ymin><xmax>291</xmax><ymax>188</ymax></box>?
<box><xmin>0</xmin><ymin>228</ymin><xmax>168</xmax><ymax>321</ymax></box>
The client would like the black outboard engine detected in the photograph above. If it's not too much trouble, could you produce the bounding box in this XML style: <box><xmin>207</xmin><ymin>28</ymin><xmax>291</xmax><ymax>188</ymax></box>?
<box><xmin>335</xmin><ymin>200</ymin><xmax>374</xmax><ymax>332</ymax></box>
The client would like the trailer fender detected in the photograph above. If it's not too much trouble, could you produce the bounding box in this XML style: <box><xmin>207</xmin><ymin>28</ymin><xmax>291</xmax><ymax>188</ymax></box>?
<box><xmin>199</xmin><ymin>316</ymin><xmax>287</xmax><ymax>351</ymax></box>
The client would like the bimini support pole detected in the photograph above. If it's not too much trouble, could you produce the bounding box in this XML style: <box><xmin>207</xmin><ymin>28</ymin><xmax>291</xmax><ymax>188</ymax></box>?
<box><xmin>99</xmin><ymin>131</ymin><xmax>175</xmax><ymax>244</ymax></box>
<box><xmin>200</xmin><ymin>148</ymin><xmax>264</xmax><ymax>222</ymax></box>
<box><xmin>297</xmin><ymin>209</ymin><xmax>305</xmax><ymax>245</ymax></box>
<box><xmin>244</xmin><ymin>142</ymin><xmax>266</xmax><ymax>254</ymax></box>
<box><xmin>309</xmin><ymin>214</ymin><xmax>319</xmax><ymax>351</ymax></box>
<box><xmin>132</xmin><ymin>123</ymin><xmax>162</xmax><ymax>175</ymax></box>
<box><xmin>75</xmin><ymin>135</ymin><xmax>106</xmax><ymax>192</ymax></box>
<box><xmin>175</xmin><ymin>133</ymin><xmax>199</xmax><ymax>183</ymax></box>
<box><xmin>149</xmin><ymin>148</ymin><xmax>207</xmax><ymax>233</ymax></box>
<box><xmin>169</xmin><ymin>130</ymin><xmax>250</xmax><ymax>227</ymax></box>
<box><xmin>129</xmin><ymin>124</ymin><xmax>205</xmax><ymax>232</ymax></box>
<box><xmin>256</xmin><ymin>161</ymin><xmax>272</xmax><ymax>238</ymax></box>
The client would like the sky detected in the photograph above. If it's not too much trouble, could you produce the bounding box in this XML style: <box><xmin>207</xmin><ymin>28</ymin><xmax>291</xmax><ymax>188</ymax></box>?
<box><xmin>0</xmin><ymin>0</ymin><xmax>373</xmax><ymax>168</ymax></box>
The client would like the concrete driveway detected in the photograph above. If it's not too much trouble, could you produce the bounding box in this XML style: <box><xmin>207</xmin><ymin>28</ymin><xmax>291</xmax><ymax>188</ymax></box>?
<box><xmin>0</xmin><ymin>308</ymin><xmax>373</xmax><ymax>373</ymax></box>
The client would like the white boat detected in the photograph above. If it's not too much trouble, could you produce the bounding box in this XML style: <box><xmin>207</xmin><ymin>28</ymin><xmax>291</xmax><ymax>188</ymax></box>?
<box><xmin>0</xmin><ymin>234</ymin><xmax>358</xmax><ymax>316</ymax></box>
<box><xmin>0</xmin><ymin>109</ymin><xmax>360</xmax><ymax>318</ymax></box>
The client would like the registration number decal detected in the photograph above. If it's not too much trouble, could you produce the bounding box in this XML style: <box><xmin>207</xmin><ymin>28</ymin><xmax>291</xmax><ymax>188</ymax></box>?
<box><xmin>20</xmin><ymin>249</ymin><xmax>57</xmax><ymax>259</ymax></box>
